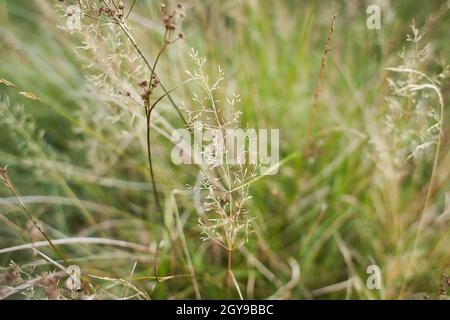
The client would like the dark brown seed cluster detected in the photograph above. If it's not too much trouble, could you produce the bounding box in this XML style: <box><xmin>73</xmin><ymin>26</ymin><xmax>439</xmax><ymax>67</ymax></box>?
<box><xmin>136</xmin><ymin>4</ymin><xmax>185</xmax><ymax>103</ymax></box>
<box><xmin>98</xmin><ymin>4</ymin><xmax>116</xmax><ymax>17</ymax></box>
<box><xmin>96</xmin><ymin>0</ymin><xmax>126</xmax><ymax>20</ymax></box>
<box><xmin>139</xmin><ymin>74</ymin><xmax>161</xmax><ymax>101</ymax></box>
<box><xmin>161</xmin><ymin>3</ymin><xmax>185</xmax><ymax>43</ymax></box>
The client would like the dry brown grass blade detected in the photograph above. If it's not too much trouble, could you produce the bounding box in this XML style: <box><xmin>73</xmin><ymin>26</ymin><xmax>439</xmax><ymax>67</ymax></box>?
<box><xmin>304</xmin><ymin>14</ymin><xmax>337</xmax><ymax>153</ymax></box>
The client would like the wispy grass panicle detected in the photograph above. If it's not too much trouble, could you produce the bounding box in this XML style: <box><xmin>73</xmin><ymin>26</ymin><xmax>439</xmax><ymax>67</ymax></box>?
<box><xmin>181</xmin><ymin>49</ymin><xmax>262</xmax><ymax>294</ymax></box>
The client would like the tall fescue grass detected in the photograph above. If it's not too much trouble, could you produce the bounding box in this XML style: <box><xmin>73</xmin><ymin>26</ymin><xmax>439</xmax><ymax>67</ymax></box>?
<box><xmin>0</xmin><ymin>0</ymin><xmax>449</xmax><ymax>299</ymax></box>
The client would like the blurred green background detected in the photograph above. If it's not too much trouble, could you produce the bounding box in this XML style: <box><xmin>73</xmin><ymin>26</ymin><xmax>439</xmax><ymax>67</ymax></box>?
<box><xmin>0</xmin><ymin>0</ymin><xmax>449</xmax><ymax>299</ymax></box>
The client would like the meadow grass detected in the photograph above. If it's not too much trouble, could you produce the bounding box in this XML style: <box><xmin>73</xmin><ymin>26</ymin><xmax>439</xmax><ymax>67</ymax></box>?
<box><xmin>0</xmin><ymin>0</ymin><xmax>449</xmax><ymax>299</ymax></box>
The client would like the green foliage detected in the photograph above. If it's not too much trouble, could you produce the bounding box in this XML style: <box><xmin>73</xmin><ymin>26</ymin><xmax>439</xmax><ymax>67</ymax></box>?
<box><xmin>0</xmin><ymin>0</ymin><xmax>448</xmax><ymax>300</ymax></box>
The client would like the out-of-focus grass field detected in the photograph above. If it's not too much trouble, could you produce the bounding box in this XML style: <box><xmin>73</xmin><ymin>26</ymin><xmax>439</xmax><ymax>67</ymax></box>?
<box><xmin>0</xmin><ymin>0</ymin><xmax>449</xmax><ymax>299</ymax></box>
